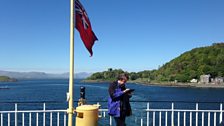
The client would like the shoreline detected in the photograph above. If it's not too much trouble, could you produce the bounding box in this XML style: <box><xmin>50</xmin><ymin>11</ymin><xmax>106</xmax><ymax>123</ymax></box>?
<box><xmin>140</xmin><ymin>82</ymin><xmax>224</xmax><ymax>88</ymax></box>
<box><xmin>83</xmin><ymin>80</ymin><xmax>224</xmax><ymax>88</ymax></box>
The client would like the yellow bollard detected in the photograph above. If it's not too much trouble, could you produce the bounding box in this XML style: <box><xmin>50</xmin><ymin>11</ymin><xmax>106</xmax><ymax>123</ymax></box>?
<box><xmin>75</xmin><ymin>105</ymin><xmax>98</xmax><ymax>126</ymax></box>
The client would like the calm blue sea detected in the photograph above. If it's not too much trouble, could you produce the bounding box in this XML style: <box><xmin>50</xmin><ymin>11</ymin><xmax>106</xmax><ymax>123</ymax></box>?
<box><xmin>1</xmin><ymin>79</ymin><xmax>224</xmax><ymax>125</ymax></box>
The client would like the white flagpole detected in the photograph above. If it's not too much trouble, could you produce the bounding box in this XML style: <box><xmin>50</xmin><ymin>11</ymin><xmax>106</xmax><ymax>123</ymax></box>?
<box><xmin>68</xmin><ymin>0</ymin><xmax>75</xmax><ymax>125</ymax></box>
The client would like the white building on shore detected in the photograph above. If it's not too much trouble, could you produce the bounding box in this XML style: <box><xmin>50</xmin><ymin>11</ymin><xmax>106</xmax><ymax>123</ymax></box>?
<box><xmin>199</xmin><ymin>74</ymin><xmax>211</xmax><ymax>84</ymax></box>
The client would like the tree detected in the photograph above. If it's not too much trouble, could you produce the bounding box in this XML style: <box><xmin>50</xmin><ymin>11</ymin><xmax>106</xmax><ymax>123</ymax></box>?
<box><xmin>129</xmin><ymin>72</ymin><xmax>138</xmax><ymax>80</ymax></box>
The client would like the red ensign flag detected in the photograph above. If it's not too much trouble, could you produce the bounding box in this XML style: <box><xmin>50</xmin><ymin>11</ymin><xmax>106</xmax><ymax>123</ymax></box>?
<box><xmin>75</xmin><ymin>0</ymin><xmax>98</xmax><ymax>56</ymax></box>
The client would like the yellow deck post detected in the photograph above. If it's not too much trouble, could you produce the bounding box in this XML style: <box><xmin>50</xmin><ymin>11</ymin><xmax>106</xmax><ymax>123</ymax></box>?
<box><xmin>67</xmin><ymin>0</ymin><xmax>75</xmax><ymax>125</ymax></box>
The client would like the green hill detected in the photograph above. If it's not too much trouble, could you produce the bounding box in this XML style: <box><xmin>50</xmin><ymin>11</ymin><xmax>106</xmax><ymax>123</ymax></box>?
<box><xmin>154</xmin><ymin>43</ymin><xmax>224</xmax><ymax>82</ymax></box>
<box><xmin>86</xmin><ymin>43</ymin><xmax>224</xmax><ymax>83</ymax></box>
<box><xmin>0</xmin><ymin>76</ymin><xmax>17</xmax><ymax>82</ymax></box>
<box><xmin>86</xmin><ymin>68</ymin><xmax>128</xmax><ymax>82</ymax></box>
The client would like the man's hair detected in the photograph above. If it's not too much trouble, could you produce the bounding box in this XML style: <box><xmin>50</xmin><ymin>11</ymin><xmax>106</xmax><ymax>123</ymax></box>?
<box><xmin>117</xmin><ymin>73</ymin><xmax>129</xmax><ymax>81</ymax></box>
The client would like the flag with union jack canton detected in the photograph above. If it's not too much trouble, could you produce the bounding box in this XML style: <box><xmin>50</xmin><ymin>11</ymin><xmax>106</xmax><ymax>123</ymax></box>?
<box><xmin>75</xmin><ymin>0</ymin><xmax>98</xmax><ymax>56</ymax></box>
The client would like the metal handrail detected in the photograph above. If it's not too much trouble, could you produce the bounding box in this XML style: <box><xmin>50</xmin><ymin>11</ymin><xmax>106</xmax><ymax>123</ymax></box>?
<box><xmin>0</xmin><ymin>102</ymin><xmax>224</xmax><ymax>126</ymax></box>
<box><xmin>1</xmin><ymin>100</ymin><xmax>224</xmax><ymax>103</ymax></box>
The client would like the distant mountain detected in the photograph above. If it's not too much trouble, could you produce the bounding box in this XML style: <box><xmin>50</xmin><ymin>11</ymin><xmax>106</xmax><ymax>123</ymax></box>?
<box><xmin>75</xmin><ymin>72</ymin><xmax>92</xmax><ymax>79</ymax></box>
<box><xmin>0</xmin><ymin>70</ymin><xmax>92</xmax><ymax>79</ymax></box>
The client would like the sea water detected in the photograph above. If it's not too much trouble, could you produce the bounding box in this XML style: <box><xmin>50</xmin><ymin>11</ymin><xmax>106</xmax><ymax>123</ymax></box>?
<box><xmin>1</xmin><ymin>79</ymin><xmax>224</xmax><ymax>125</ymax></box>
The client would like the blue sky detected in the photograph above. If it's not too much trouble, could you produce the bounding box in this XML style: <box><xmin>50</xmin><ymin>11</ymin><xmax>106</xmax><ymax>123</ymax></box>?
<box><xmin>0</xmin><ymin>0</ymin><xmax>223</xmax><ymax>73</ymax></box>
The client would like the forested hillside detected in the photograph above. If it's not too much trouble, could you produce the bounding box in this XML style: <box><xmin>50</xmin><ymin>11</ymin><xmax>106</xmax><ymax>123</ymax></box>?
<box><xmin>87</xmin><ymin>43</ymin><xmax>224</xmax><ymax>83</ymax></box>
<box><xmin>155</xmin><ymin>43</ymin><xmax>224</xmax><ymax>82</ymax></box>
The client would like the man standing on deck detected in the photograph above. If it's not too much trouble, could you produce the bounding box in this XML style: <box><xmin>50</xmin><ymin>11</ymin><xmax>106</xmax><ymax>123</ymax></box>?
<box><xmin>108</xmin><ymin>73</ymin><xmax>133</xmax><ymax>126</ymax></box>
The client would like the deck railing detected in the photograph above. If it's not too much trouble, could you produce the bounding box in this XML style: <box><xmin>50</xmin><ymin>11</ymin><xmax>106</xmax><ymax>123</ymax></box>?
<box><xmin>0</xmin><ymin>103</ymin><xmax>67</xmax><ymax>126</ymax></box>
<box><xmin>0</xmin><ymin>101</ymin><xmax>224</xmax><ymax>126</ymax></box>
<box><xmin>144</xmin><ymin>102</ymin><xmax>223</xmax><ymax>126</ymax></box>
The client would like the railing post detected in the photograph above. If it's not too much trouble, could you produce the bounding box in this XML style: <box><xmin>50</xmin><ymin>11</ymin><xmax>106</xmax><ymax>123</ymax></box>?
<box><xmin>36</xmin><ymin>113</ymin><xmax>39</xmax><ymax>126</ymax></box>
<box><xmin>43</xmin><ymin>103</ymin><xmax>46</xmax><ymax>126</ymax></box>
<box><xmin>147</xmin><ymin>102</ymin><xmax>149</xmax><ymax>126</ymax></box>
<box><xmin>190</xmin><ymin>111</ymin><xmax>192</xmax><ymax>126</ymax></box>
<box><xmin>141</xmin><ymin>118</ymin><xmax>143</xmax><ymax>126</ymax></box>
<box><xmin>159</xmin><ymin>111</ymin><xmax>162</xmax><ymax>126</ymax></box>
<box><xmin>1</xmin><ymin>113</ymin><xmax>3</xmax><ymax>126</ymax></box>
<box><xmin>220</xmin><ymin>103</ymin><xmax>223</xmax><ymax>124</ymax></box>
<box><xmin>50</xmin><ymin>112</ymin><xmax>52</xmax><ymax>126</ymax></box>
<box><xmin>109</xmin><ymin>116</ymin><xmax>112</xmax><ymax>126</ymax></box>
<box><xmin>64</xmin><ymin>113</ymin><xmax>67</xmax><ymax>126</ymax></box>
<box><xmin>22</xmin><ymin>113</ymin><xmax>25</xmax><ymax>126</ymax></box>
<box><xmin>178</xmin><ymin>112</ymin><xmax>180</xmax><ymax>126</ymax></box>
<box><xmin>29</xmin><ymin>113</ymin><xmax>32</xmax><ymax>126</ymax></box>
<box><xmin>208</xmin><ymin>112</ymin><xmax>210</xmax><ymax>126</ymax></box>
<box><xmin>196</xmin><ymin>103</ymin><xmax>198</xmax><ymax>126</ymax></box>
<box><xmin>8</xmin><ymin>113</ymin><xmax>10</xmax><ymax>126</ymax></box>
<box><xmin>166</xmin><ymin>111</ymin><xmax>168</xmax><ymax>126</ymax></box>
<box><xmin>57</xmin><ymin>112</ymin><xmax>60</xmax><ymax>126</ymax></box>
<box><xmin>184</xmin><ymin>112</ymin><xmax>186</xmax><ymax>126</ymax></box>
<box><xmin>171</xmin><ymin>102</ymin><xmax>174</xmax><ymax>126</ymax></box>
<box><xmin>214</xmin><ymin>112</ymin><xmax>217</xmax><ymax>126</ymax></box>
<box><xmin>15</xmin><ymin>103</ymin><xmax>17</xmax><ymax>126</ymax></box>
<box><xmin>153</xmin><ymin>112</ymin><xmax>155</xmax><ymax>126</ymax></box>
<box><xmin>103</xmin><ymin>111</ymin><xmax>106</xmax><ymax>117</ymax></box>
<box><xmin>202</xmin><ymin>112</ymin><xmax>204</xmax><ymax>126</ymax></box>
